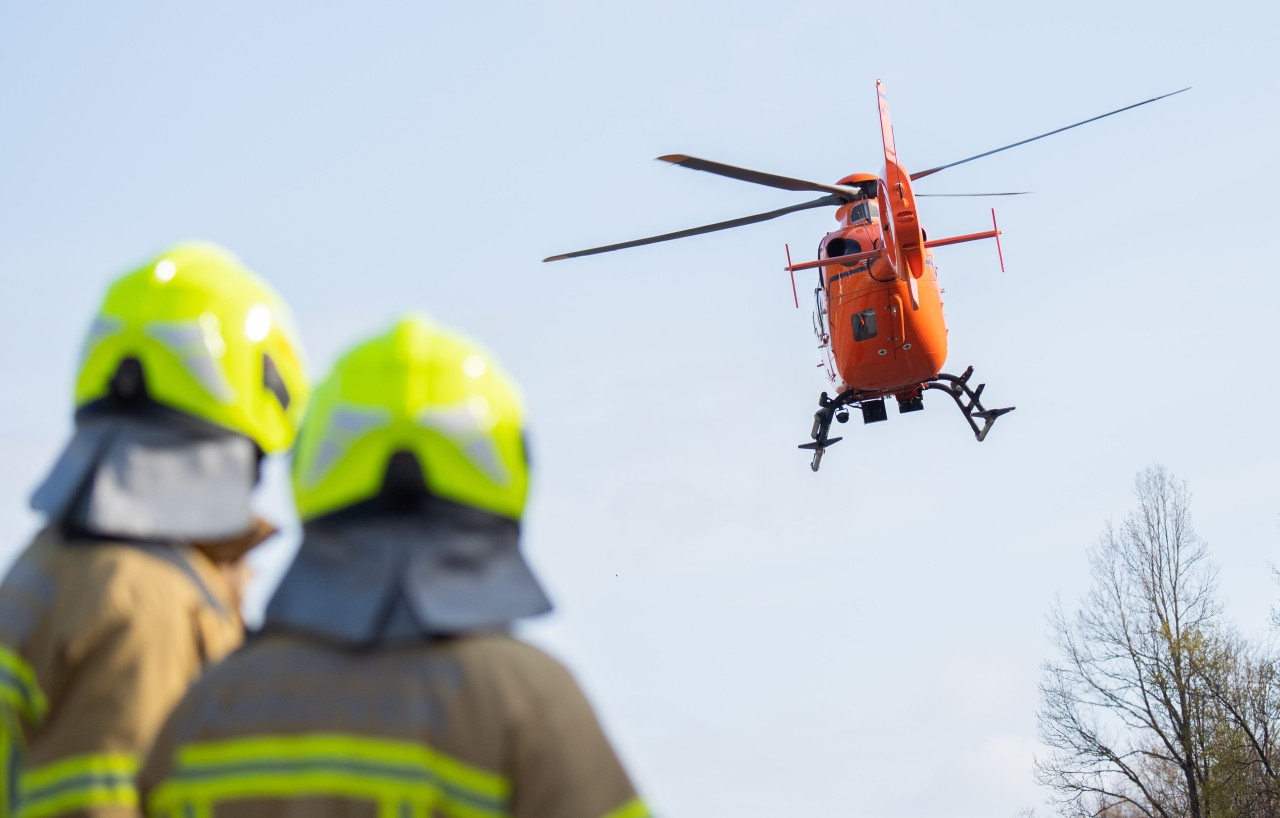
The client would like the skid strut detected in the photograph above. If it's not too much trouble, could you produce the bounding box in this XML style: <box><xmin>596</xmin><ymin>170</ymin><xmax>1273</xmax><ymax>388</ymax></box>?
<box><xmin>923</xmin><ymin>366</ymin><xmax>1016</xmax><ymax>442</ymax></box>
<box><xmin>797</xmin><ymin>366</ymin><xmax>1014</xmax><ymax>471</ymax></box>
<box><xmin>798</xmin><ymin>392</ymin><xmax>843</xmax><ymax>472</ymax></box>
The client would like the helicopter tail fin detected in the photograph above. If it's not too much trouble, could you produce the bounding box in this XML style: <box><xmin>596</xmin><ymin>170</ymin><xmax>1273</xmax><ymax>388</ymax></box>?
<box><xmin>876</xmin><ymin>80</ymin><xmax>900</xmax><ymax>170</ymax></box>
<box><xmin>876</xmin><ymin>80</ymin><xmax>927</xmax><ymax>281</ymax></box>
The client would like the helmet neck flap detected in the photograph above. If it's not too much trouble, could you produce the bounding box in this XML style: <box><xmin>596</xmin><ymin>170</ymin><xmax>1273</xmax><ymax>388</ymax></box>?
<box><xmin>262</xmin><ymin>499</ymin><xmax>551</xmax><ymax>648</ymax></box>
<box><xmin>31</xmin><ymin>414</ymin><xmax>260</xmax><ymax>544</ymax></box>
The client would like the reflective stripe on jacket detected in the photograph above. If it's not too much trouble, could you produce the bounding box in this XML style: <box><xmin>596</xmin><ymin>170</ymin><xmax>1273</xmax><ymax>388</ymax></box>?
<box><xmin>140</xmin><ymin>633</ymin><xmax>649</xmax><ymax>818</ymax></box>
<box><xmin>0</xmin><ymin>528</ymin><xmax>243</xmax><ymax>818</ymax></box>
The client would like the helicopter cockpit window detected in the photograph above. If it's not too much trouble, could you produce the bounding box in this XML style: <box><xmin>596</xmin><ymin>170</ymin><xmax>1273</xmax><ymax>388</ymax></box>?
<box><xmin>853</xmin><ymin>308</ymin><xmax>877</xmax><ymax>341</ymax></box>
<box><xmin>848</xmin><ymin>202</ymin><xmax>871</xmax><ymax>224</ymax></box>
<box><xmin>867</xmin><ymin>201</ymin><xmax>880</xmax><ymax>221</ymax></box>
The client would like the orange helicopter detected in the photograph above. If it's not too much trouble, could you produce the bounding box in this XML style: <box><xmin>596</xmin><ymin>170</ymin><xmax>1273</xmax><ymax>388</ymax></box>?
<box><xmin>546</xmin><ymin>82</ymin><xmax>1187</xmax><ymax>470</ymax></box>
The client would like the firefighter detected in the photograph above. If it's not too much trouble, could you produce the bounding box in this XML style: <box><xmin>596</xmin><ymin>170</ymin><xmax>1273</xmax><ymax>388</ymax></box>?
<box><xmin>0</xmin><ymin>243</ymin><xmax>310</xmax><ymax>817</ymax></box>
<box><xmin>139</xmin><ymin>315</ymin><xmax>650</xmax><ymax>818</ymax></box>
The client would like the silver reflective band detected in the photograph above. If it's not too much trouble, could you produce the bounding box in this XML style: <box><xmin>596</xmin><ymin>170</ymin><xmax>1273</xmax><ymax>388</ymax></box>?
<box><xmin>145</xmin><ymin>318</ymin><xmax>237</xmax><ymax>404</ymax></box>
<box><xmin>301</xmin><ymin>406</ymin><xmax>392</xmax><ymax>490</ymax></box>
<box><xmin>416</xmin><ymin>402</ymin><xmax>510</xmax><ymax>486</ymax></box>
<box><xmin>78</xmin><ymin>315</ymin><xmax>125</xmax><ymax>367</ymax></box>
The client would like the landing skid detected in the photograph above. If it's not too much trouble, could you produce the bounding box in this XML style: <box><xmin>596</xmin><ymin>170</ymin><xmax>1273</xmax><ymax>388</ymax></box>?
<box><xmin>923</xmin><ymin>366</ymin><xmax>1016</xmax><ymax>442</ymax></box>
<box><xmin>799</xmin><ymin>366</ymin><xmax>1015</xmax><ymax>471</ymax></box>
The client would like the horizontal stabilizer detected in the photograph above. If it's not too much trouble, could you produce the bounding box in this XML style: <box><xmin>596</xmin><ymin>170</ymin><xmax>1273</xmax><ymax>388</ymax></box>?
<box><xmin>924</xmin><ymin>229</ymin><xmax>1000</xmax><ymax>249</ymax></box>
<box><xmin>797</xmin><ymin>437</ymin><xmax>843</xmax><ymax>450</ymax></box>
<box><xmin>787</xmin><ymin>248</ymin><xmax>884</xmax><ymax>273</ymax></box>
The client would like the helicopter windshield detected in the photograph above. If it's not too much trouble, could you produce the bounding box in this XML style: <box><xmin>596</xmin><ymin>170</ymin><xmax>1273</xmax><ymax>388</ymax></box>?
<box><xmin>848</xmin><ymin>201</ymin><xmax>879</xmax><ymax>224</ymax></box>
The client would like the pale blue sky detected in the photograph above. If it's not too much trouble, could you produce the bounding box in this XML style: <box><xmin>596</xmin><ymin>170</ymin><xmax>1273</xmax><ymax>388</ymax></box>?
<box><xmin>2</xmin><ymin>2</ymin><xmax>1277</xmax><ymax>816</ymax></box>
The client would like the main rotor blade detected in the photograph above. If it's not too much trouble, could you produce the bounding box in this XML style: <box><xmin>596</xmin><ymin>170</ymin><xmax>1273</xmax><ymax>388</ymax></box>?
<box><xmin>659</xmin><ymin>154</ymin><xmax>861</xmax><ymax>199</ymax></box>
<box><xmin>910</xmin><ymin>87</ymin><xmax>1190</xmax><ymax>181</ymax></box>
<box><xmin>917</xmin><ymin>191</ymin><xmax>1031</xmax><ymax>197</ymax></box>
<box><xmin>543</xmin><ymin>194</ymin><xmax>843</xmax><ymax>262</ymax></box>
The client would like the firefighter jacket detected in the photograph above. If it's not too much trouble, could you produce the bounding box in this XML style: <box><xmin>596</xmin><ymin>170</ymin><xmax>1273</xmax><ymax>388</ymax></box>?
<box><xmin>0</xmin><ymin>528</ymin><xmax>244</xmax><ymax>818</ymax></box>
<box><xmin>139</xmin><ymin>632</ymin><xmax>649</xmax><ymax>818</ymax></box>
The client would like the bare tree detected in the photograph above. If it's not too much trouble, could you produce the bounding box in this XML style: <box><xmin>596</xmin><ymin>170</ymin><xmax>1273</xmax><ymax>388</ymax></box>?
<box><xmin>1037</xmin><ymin>466</ymin><xmax>1222</xmax><ymax>818</ymax></box>
<box><xmin>1193</xmin><ymin>629</ymin><xmax>1280</xmax><ymax>816</ymax></box>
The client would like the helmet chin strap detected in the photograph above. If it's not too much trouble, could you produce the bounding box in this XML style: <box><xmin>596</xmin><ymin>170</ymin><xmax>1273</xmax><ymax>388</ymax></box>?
<box><xmin>31</xmin><ymin>416</ymin><xmax>259</xmax><ymax>543</ymax></box>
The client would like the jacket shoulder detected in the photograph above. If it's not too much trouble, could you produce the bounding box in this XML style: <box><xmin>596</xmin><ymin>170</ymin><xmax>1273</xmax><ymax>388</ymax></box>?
<box><xmin>6</xmin><ymin>530</ymin><xmax>231</xmax><ymax>645</ymax></box>
<box><xmin>63</xmin><ymin>542</ymin><xmax>204</xmax><ymax>618</ymax></box>
<box><xmin>432</xmin><ymin>633</ymin><xmax>559</xmax><ymax>669</ymax></box>
<box><xmin>442</xmin><ymin>634</ymin><xmax>586</xmax><ymax>705</ymax></box>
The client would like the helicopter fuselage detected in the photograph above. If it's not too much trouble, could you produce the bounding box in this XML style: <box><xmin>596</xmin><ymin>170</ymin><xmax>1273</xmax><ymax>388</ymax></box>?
<box><xmin>817</xmin><ymin>198</ymin><xmax>948</xmax><ymax>400</ymax></box>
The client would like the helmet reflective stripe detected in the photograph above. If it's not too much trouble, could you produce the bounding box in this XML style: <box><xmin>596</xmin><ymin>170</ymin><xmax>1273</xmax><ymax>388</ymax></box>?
<box><xmin>417</xmin><ymin>401</ymin><xmax>511</xmax><ymax>487</ymax></box>
<box><xmin>144</xmin><ymin>318</ymin><xmax>237</xmax><ymax>404</ymax></box>
<box><xmin>299</xmin><ymin>407</ymin><xmax>392</xmax><ymax>490</ymax></box>
<box><xmin>78</xmin><ymin>316</ymin><xmax>124</xmax><ymax>368</ymax></box>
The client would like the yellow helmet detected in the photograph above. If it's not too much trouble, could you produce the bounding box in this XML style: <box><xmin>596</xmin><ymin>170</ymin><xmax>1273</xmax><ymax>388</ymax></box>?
<box><xmin>292</xmin><ymin>315</ymin><xmax>530</xmax><ymax>522</ymax></box>
<box><xmin>74</xmin><ymin>242</ymin><xmax>310</xmax><ymax>454</ymax></box>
